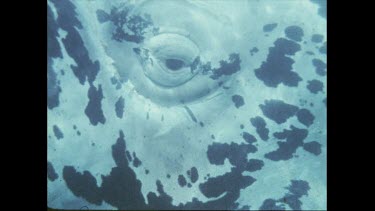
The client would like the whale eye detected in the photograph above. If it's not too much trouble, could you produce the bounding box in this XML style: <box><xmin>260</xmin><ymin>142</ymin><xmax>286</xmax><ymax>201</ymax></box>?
<box><xmin>134</xmin><ymin>33</ymin><xmax>201</xmax><ymax>87</ymax></box>
<box><xmin>165</xmin><ymin>59</ymin><xmax>185</xmax><ymax>71</ymax></box>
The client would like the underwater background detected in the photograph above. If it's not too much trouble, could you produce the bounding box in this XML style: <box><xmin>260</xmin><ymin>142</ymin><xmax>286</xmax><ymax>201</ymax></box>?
<box><xmin>47</xmin><ymin>0</ymin><xmax>327</xmax><ymax>210</ymax></box>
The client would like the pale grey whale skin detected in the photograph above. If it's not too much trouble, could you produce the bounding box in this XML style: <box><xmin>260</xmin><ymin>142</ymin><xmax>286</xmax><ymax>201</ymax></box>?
<box><xmin>47</xmin><ymin>0</ymin><xmax>327</xmax><ymax>210</ymax></box>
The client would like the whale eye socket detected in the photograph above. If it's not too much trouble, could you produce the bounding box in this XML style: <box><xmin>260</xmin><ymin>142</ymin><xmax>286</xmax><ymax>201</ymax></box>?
<box><xmin>134</xmin><ymin>33</ymin><xmax>201</xmax><ymax>87</ymax></box>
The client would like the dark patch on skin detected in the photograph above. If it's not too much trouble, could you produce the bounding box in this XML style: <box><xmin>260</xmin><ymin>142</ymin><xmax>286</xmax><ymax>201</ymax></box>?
<box><xmin>199</xmin><ymin>168</ymin><xmax>256</xmax><ymax>198</ymax></box>
<box><xmin>183</xmin><ymin>106</ymin><xmax>197</xmax><ymax>123</ymax></box>
<box><xmin>319</xmin><ymin>41</ymin><xmax>327</xmax><ymax>54</ymax></box>
<box><xmin>312</xmin><ymin>58</ymin><xmax>327</xmax><ymax>76</ymax></box>
<box><xmin>166</xmin><ymin>174</ymin><xmax>171</xmax><ymax>179</ymax></box>
<box><xmin>132</xmin><ymin>152</ymin><xmax>142</xmax><ymax>167</ymax></box>
<box><xmin>51</xmin><ymin>0</ymin><xmax>100</xmax><ymax>86</ymax></box>
<box><xmin>47</xmin><ymin>4</ymin><xmax>63</xmax><ymax>110</ymax></box>
<box><xmin>263</xmin><ymin>23</ymin><xmax>278</xmax><ymax>32</ymax></box>
<box><xmin>190</xmin><ymin>56</ymin><xmax>201</xmax><ymax>72</ymax></box>
<box><xmin>311</xmin><ymin>34</ymin><xmax>324</xmax><ymax>43</ymax></box>
<box><xmin>207</xmin><ymin>142</ymin><xmax>258</xmax><ymax>172</ymax></box>
<box><xmin>73</xmin><ymin>125</ymin><xmax>77</xmax><ymax>130</ymax></box>
<box><xmin>125</xmin><ymin>150</ymin><xmax>132</xmax><ymax>162</ymax></box>
<box><xmin>303</xmin><ymin>141</ymin><xmax>322</xmax><ymax>155</ymax></box>
<box><xmin>242</xmin><ymin>132</ymin><xmax>257</xmax><ymax>144</ymax></box>
<box><xmin>245</xmin><ymin>159</ymin><xmax>264</xmax><ymax>172</ymax></box>
<box><xmin>240</xmin><ymin>124</ymin><xmax>244</xmax><ymax>129</ymax></box>
<box><xmin>232</xmin><ymin>95</ymin><xmax>245</xmax><ymax>108</ymax></box>
<box><xmin>110</xmin><ymin>76</ymin><xmax>123</xmax><ymax>89</ymax></box>
<box><xmin>284</xmin><ymin>26</ymin><xmax>304</xmax><ymax>42</ymax></box>
<box><xmin>210</xmin><ymin>53</ymin><xmax>241</xmax><ymax>80</ymax></box>
<box><xmin>187</xmin><ymin>183</ymin><xmax>192</xmax><ymax>188</ymax></box>
<box><xmin>305</xmin><ymin>51</ymin><xmax>315</xmax><ymax>55</ymax></box>
<box><xmin>145</xmin><ymin>169</ymin><xmax>149</xmax><ymax>174</ymax></box>
<box><xmin>188</xmin><ymin>167</ymin><xmax>199</xmax><ymax>183</ymax></box>
<box><xmin>250</xmin><ymin>47</ymin><xmax>259</xmax><ymax>56</ymax></box>
<box><xmin>178</xmin><ymin>175</ymin><xmax>187</xmax><ymax>187</ymax></box>
<box><xmin>96</xmin><ymin>8</ymin><xmax>155</xmax><ymax>44</ymax></box>
<box><xmin>260</xmin><ymin>180</ymin><xmax>310</xmax><ymax>210</ymax></box>
<box><xmin>53</xmin><ymin>125</ymin><xmax>64</xmax><ymax>140</ymax></box>
<box><xmin>260</xmin><ymin>100</ymin><xmax>299</xmax><ymax>124</ymax></box>
<box><xmin>47</xmin><ymin>4</ymin><xmax>62</xmax><ymax>59</ymax></box>
<box><xmin>63</xmin><ymin>130</ymin><xmax>257</xmax><ymax>209</ymax></box>
<box><xmin>115</xmin><ymin>96</ymin><xmax>125</xmax><ymax>119</ymax></box>
<box><xmin>47</xmin><ymin>161</ymin><xmax>59</xmax><ymax>182</ymax></box>
<box><xmin>255</xmin><ymin>38</ymin><xmax>302</xmax><ymax>87</ymax></box>
<box><xmin>323</xmin><ymin>98</ymin><xmax>327</xmax><ymax>106</ymax></box>
<box><xmin>199</xmin><ymin>121</ymin><xmax>204</xmax><ymax>127</ymax></box>
<box><xmin>265</xmin><ymin>125</ymin><xmax>308</xmax><ymax>161</ymax></box>
<box><xmin>85</xmin><ymin>85</ymin><xmax>106</xmax><ymax>125</ymax></box>
<box><xmin>310</xmin><ymin>0</ymin><xmax>327</xmax><ymax>19</ymax></box>
<box><xmin>211</xmin><ymin>135</ymin><xmax>215</xmax><ymax>139</ymax></box>
<box><xmin>259</xmin><ymin>198</ymin><xmax>286</xmax><ymax>210</ymax></box>
<box><xmin>47</xmin><ymin>58</ymin><xmax>62</xmax><ymax>110</ymax></box>
<box><xmin>296</xmin><ymin>109</ymin><xmax>315</xmax><ymax>127</ymax></box>
<box><xmin>250</xmin><ymin>116</ymin><xmax>270</xmax><ymax>141</ymax></box>
<box><xmin>307</xmin><ymin>79</ymin><xmax>324</xmax><ymax>94</ymax></box>
<box><xmin>62</xmin><ymin>166</ymin><xmax>102</xmax><ymax>205</ymax></box>
<box><xmin>77</xmin><ymin>131</ymin><xmax>81</xmax><ymax>136</ymax></box>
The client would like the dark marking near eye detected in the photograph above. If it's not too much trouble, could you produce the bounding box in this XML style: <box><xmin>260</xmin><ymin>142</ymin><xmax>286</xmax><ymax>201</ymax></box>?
<box><xmin>303</xmin><ymin>141</ymin><xmax>322</xmax><ymax>155</ymax></box>
<box><xmin>96</xmin><ymin>8</ymin><xmax>155</xmax><ymax>44</ymax></box>
<box><xmin>178</xmin><ymin>175</ymin><xmax>187</xmax><ymax>187</ymax></box>
<box><xmin>284</xmin><ymin>26</ymin><xmax>304</xmax><ymax>42</ymax></box>
<box><xmin>250</xmin><ymin>116</ymin><xmax>270</xmax><ymax>141</ymax></box>
<box><xmin>210</xmin><ymin>53</ymin><xmax>241</xmax><ymax>80</ymax></box>
<box><xmin>263</xmin><ymin>23</ymin><xmax>278</xmax><ymax>32</ymax></box>
<box><xmin>53</xmin><ymin>125</ymin><xmax>64</xmax><ymax>140</ymax></box>
<box><xmin>232</xmin><ymin>95</ymin><xmax>245</xmax><ymax>108</ymax></box>
<box><xmin>47</xmin><ymin>161</ymin><xmax>59</xmax><ymax>182</ymax></box>
<box><xmin>260</xmin><ymin>100</ymin><xmax>299</xmax><ymax>124</ymax></box>
<box><xmin>310</xmin><ymin>0</ymin><xmax>327</xmax><ymax>19</ymax></box>
<box><xmin>307</xmin><ymin>79</ymin><xmax>324</xmax><ymax>94</ymax></box>
<box><xmin>250</xmin><ymin>47</ymin><xmax>259</xmax><ymax>56</ymax></box>
<box><xmin>255</xmin><ymin>38</ymin><xmax>302</xmax><ymax>87</ymax></box>
<box><xmin>115</xmin><ymin>97</ymin><xmax>125</xmax><ymax>119</ymax></box>
<box><xmin>85</xmin><ymin>85</ymin><xmax>106</xmax><ymax>125</ymax></box>
<box><xmin>312</xmin><ymin>58</ymin><xmax>326</xmax><ymax>76</ymax></box>
<box><xmin>51</xmin><ymin>0</ymin><xmax>100</xmax><ymax>86</ymax></box>
<box><xmin>242</xmin><ymin>132</ymin><xmax>257</xmax><ymax>144</ymax></box>
<box><xmin>265</xmin><ymin>125</ymin><xmax>308</xmax><ymax>161</ymax></box>
<box><xmin>319</xmin><ymin>41</ymin><xmax>327</xmax><ymax>54</ymax></box>
<box><xmin>311</xmin><ymin>34</ymin><xmax>324</xmax><ymax>43</ymax></box>
<box><xmin>184</xmin><ymin>106</ymin><xmax>197</xmax><ymax>123</ymax></box>
<box><xmin>296</xmin><ymin>109</ymin><xmax>315</xmax><ymax>127</ymax></box>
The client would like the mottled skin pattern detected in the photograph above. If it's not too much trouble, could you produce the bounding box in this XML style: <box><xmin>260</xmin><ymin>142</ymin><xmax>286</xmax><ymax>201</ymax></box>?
<box><xmin>47</xmin><ymin>0</ymin><xmax>326</xmax><ymax>210</ymax></box>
